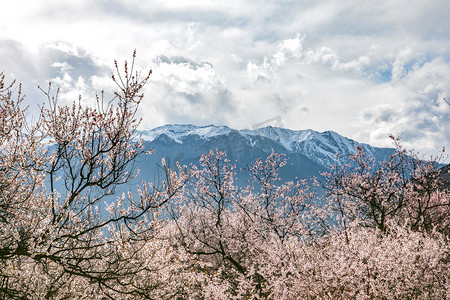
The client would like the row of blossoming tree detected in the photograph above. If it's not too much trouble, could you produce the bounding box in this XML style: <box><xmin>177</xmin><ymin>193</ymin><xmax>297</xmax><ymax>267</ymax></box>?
<box><xmin>0</xmin><ymin>55</ymin><xmax>449</xmax><ymax>299</ymax></box>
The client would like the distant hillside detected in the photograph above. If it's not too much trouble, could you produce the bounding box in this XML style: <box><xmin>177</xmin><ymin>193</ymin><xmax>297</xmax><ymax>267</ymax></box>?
<box><xmin>439</xmin><ymin>164</ymin><xmax>450</xmax><ymax>190</ymax></box>
<box><xmin>133</xmin><ymin>124</ymin><xmax>396</xmax><ymax>186</ymax></box>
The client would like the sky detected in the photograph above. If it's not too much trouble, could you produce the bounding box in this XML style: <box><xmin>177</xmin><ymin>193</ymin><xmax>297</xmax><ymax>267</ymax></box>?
<box><xmin>1</xmin><ymin>0</ymin><xmax>449</xmax><ymax>158</ymax></box>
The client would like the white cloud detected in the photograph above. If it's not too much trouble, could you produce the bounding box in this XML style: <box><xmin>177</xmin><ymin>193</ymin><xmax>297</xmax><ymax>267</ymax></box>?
<box><xmin>246</xmin><ymin>34</ymin><xmax>304</xmax><ymax>83</ymax></box>
<box><xmin>359</xmin><ymin>57</ymin><xmax>450</xmax><ymax>154</ymax></box>
<box><xmin>1</xmin><ymin>0</ymin><xmax>449</xmax><ymax>156</ymax></box>
<box><xmin>46</xmin><ymin>42</ymin><xmax>81</xmax><ymax>57</ymax></box>
<box><xmin>137</xmin><ymin>55</ymin><xmax>235</xmax><ymax>128</ymax></box>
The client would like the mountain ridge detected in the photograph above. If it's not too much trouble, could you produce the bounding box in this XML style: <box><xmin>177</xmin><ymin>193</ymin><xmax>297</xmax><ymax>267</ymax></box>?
<box><xmin>139</xmin><ymin>124</ymin><xmax>395</xmax><ymax>171</ymax></box>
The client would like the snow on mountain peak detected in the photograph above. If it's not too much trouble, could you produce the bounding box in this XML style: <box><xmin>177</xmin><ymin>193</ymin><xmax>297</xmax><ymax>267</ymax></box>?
<box><xmin>140</xmin><ymin>124</ymin><xmax>391</xmax><ymax>167</ymax></box>
<box><xmin>139</xmin><ymin>124</ymin><xmax>233</xmax><ymax>143</ymax></box>
<box><xmin>242</xmin><ymin>126</ymin><xmax>298</xmax><ymax>151</ymax></box>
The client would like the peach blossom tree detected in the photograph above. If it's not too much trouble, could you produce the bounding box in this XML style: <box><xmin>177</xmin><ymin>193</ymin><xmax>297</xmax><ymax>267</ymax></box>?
<box><xmin>165</xmin><ymin>147</ymin><xmax>449</xmax><ymax>299</ymax></box>
<box><xmin>0</xmin><ymin>54</ymin><xmax>193</xmax><ymax>298</ymax></box>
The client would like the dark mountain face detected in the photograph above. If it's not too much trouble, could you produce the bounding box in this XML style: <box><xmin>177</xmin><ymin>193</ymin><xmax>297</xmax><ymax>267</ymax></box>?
<box><xmin>133</xmin><ymin>124</ymin><xmax>396</xmax><ymax>187</ymax></box>
<box><xmin>439</xmin><ymin>164</ymin><xmax>450</xmax><ymax>190</ymax></box>
<box><xmin>135</xmin><ymin>132</ymin><xmax>325</xmax><ymax>187</ymax></box>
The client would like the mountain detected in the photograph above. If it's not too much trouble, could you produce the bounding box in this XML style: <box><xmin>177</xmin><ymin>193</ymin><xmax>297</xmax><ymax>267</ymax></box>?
<box><xmin>439</xmin><ymin>164</ymin><xmax>450</xmax><ymax>190</ymax></box>
<box><xmin>133</xmin><ymin>124</ymin><xmax>396</xmax><ymax>186</ymax></box>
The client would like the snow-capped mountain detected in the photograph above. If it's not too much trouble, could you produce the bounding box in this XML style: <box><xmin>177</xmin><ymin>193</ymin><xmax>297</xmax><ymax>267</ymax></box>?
<box><xmin>135</xmin><ymin>124</ymin><xmax>395</xmax><ymax>185</ymax></box>
<box><xmin>140</xmin><ymin>124</ymin><xmax>233</xmax><ymax>144</ymax></box>
<box><xmin>240</xmin><ymin>126</ymin><xmax>390</xmax><ymax>168</ymax></box>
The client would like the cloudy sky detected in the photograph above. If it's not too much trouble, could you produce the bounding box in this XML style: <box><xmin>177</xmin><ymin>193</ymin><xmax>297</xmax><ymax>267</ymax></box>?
<box><xmin>1</xmin><ymin>0</ymin><xmax>449</xmax><ymax>157</ymax></box>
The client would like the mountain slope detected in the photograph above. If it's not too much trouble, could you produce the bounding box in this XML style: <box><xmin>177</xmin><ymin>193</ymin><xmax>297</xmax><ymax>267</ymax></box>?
<box><xmin>135</xmin><ymin>124</ymin><xmax>395</xmax><ymax>185</ymax></box>
<box><xmin>439</xmin><ymin>164</ymin><xmax>450</xmax><ymax>190</ymax></box>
